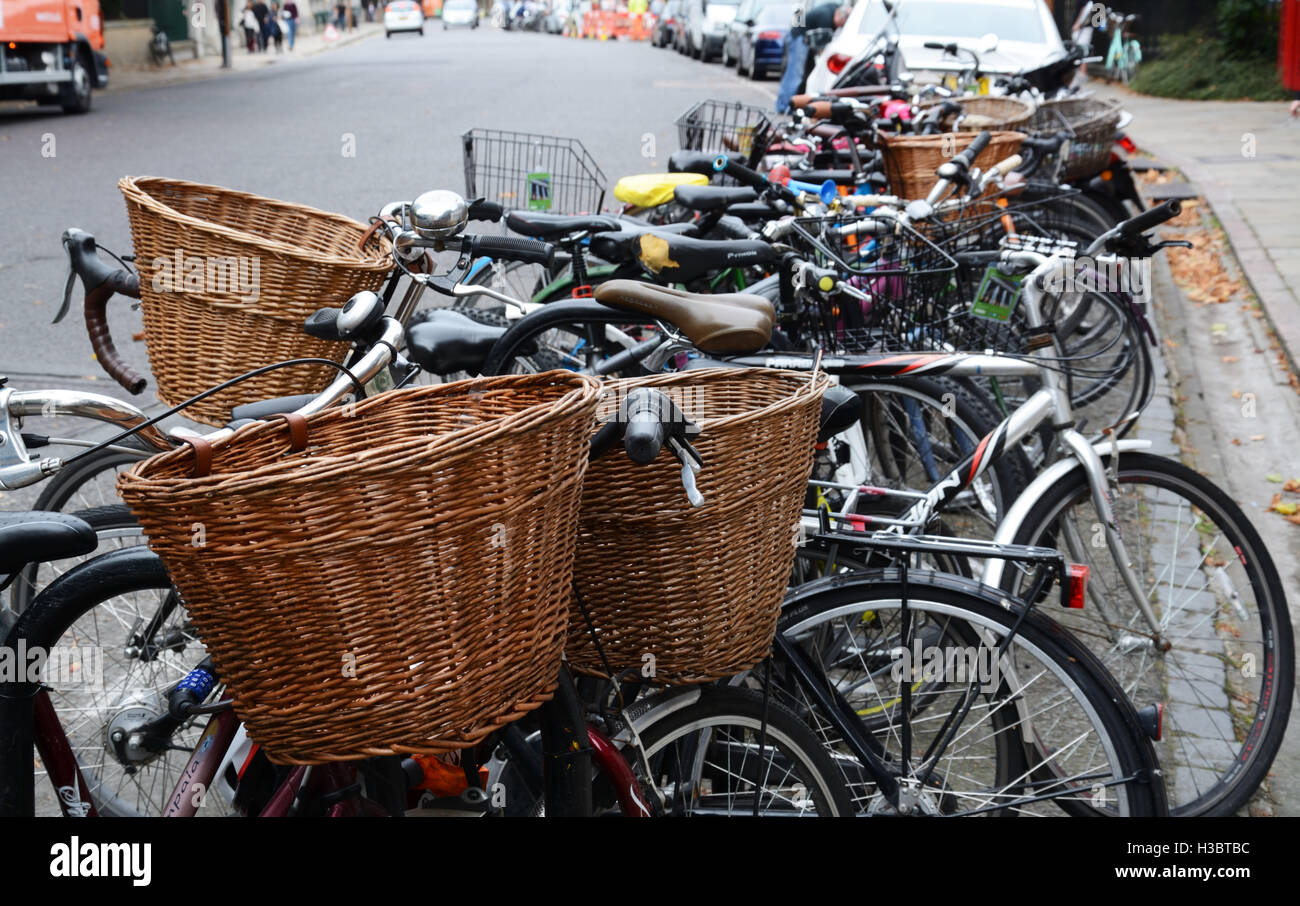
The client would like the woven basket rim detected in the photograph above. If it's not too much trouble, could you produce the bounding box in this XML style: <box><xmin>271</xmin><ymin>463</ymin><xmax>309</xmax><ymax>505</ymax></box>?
<box><xmin>601</xmin><ymin>367</ymin><xmax>831</xmax><ymax>432</ymax></box>
<box><xmin>119</xmin><ymin>175</ymin><xmax>393</xmax><ymax>271</ymax></box>
<box><xmin>881</xmin><ymin>129</ymin><xmax>1027</xmax><ymax>148</ymax></box>
<box><xmin>119</xmin><ymin>373</ymin><xmax>602</xmax><ymax>493</ymax></box>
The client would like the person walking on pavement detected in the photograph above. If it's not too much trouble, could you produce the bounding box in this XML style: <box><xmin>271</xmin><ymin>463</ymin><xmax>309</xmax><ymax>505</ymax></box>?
<box><xmin>282</xmin><ymin>0</ymin><xmax>299</xmax><ymax>50</ymax></box>
<box><xmin>775</xmin><ymin>1</ymin><xmax>848</xmax><ymax>113</ymax></box>
<box><xmin>268</xmin><ymin>1</ymin><xmax>285</xmax><ymax>51</ymax></box>
<box><xmin>252</xmin><ymin>0</ymin><xmax>271</xmax><ymax>50</ymax></box>
<box><xmin>241</xmin><ymin>0</ymin><xmax>260</xmax><ymax>51</ymax></box>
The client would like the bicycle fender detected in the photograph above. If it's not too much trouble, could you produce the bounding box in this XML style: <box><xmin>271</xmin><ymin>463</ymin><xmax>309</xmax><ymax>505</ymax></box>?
<box><xmin>982</xmin><ymin>438</ymin><xmax>1152</xmax><ymax>589</ymax></box>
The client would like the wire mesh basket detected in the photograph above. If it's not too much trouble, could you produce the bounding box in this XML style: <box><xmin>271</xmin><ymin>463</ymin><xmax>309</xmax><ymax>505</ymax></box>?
<box><xmin>462</xmin><ymin>128</ymin><xmax>607</xmax><ymax>215</ymax></box>
<box><xmin>675</xmin><ymin>99</ymin><xmax>776</xmax><ymax>167</ymax></box>
<box><xmin>786</xmin><ymin>213</ymin><xmax>960</xmax><ymax>354</ymax></box>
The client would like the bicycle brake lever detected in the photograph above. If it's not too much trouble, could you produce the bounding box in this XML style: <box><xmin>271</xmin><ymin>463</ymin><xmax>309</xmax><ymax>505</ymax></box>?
<box><xmin>667</xmin><ymin>436</ymin><xmax>704</xmax><ymax>508</ymax></box>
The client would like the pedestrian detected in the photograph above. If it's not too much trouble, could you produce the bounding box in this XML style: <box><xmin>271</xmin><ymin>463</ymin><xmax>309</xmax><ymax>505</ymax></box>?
<box><xmin>268</xmin><ymin>1</ymin><xmax>284</xmax><ymax>51</ymax></box>
<box><xmin>282</xmin><ymin>0</ymin><xmax>299</xmax><ymax>50</ymax></box>
<box><xmin>775</xmin><ymin>0</ymin><xmax>848</xmax><ymax>114</ymax></box>
<box><xmin>335</xmin><ymin>1</ymin><xmax>346</xmax><ymax>29</ymax></box>
<box><xmin>241</xmin><ymin>0</ymin><xmax>260</xmax><ymax>51</ymax></box>
<box><xmin>252</xmin><ymin>0</ymin><xmax>271</xmax><ymax>50</ymax></box>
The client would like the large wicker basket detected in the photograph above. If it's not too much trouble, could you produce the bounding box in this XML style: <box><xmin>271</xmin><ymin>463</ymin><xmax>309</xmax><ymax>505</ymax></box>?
<box><xmin>880</xmin><ymin>130</ymin><xmax>1026</xmax><ymax>204</ymax></box>
<box><xmin>119</xmin><ymin>177</ymin><xmax>393</xmax><ymax>426</ymax></box>
<box><xmin>118</xmin><ymin>374</ymin><xmax>602</xmax><ymax>764</ymax></box>
<box><xmin>566</xmin><ymin>368</ymin><xmax>831</xmax><ymax>684</ymax></box>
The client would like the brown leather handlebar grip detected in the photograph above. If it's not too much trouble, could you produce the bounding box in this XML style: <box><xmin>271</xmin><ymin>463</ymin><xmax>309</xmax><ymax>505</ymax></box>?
<box><xmin>790</xmin><ymin>93</ymin><xmax>817</xmax><ymax>109</ymax></box>
<box><xmin>803</xmin><ymin>100</ymin><xmax>833</xmax><ymax>120</ymax></box>
<box><xmin>85</xmin><ymin>271</ymin><xmax>147</xmax><ymax>395</ymax></box>
<box><xmin>825</xmin><ymin>85</ymin><xmax>892</xmax><ymax>98</ymax></box>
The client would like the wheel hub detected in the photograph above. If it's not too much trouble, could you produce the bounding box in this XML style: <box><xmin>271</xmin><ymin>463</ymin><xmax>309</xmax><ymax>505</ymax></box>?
<box><xmin>103</xmin><ymin>693</ymin><xmax>167</xmax><ymax>767</ymax></box>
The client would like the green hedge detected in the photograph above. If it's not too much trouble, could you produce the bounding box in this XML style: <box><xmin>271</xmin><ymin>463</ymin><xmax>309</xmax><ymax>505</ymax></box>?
<box><xmin>1129</xmin><ymin>31</ymin><xmax>1289</xmax><ymax>100</ymax></box>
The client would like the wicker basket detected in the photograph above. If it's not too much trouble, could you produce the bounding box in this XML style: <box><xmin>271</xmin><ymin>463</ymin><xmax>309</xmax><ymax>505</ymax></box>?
<box><xmin>119</xmin><ymin>177</ymin><xmax>393</xmax><ymax>426</ymax></box>
<box><xmin>919</xmin><ymin>96</ymin><xmax>1035</xmax><ymax>132</ymax></box>
<box><xmin>880</xmin><ymin>130</ymin><xmax>1026</xmax><ymax>204</ymax></box>
<box><xmin>117</xmin><ymin>374</ymin><xmax>602</xmax><ymax>764</ymax></box>
<box><xmin>566</xmin><ymin>368</ymin><xmax>831</xmax><ymax>684</ymax></box>
<box><xmin>1023</xmin><ymin>95</ymin><xmax>1123</xmax><ymax>181</ymax></box>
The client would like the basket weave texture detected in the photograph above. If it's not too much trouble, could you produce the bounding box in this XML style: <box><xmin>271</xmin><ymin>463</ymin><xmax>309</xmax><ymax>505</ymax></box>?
<box><xmin>880</xmin><ymin>130</ymin><xmax>1026</xmax><ymax>204</ymax></box>
<box><xmin>566</xmin><ymin>368</ymin><xmax>831</xmax><ymax>684</ymax></box>
<box><xmin>1024</xmin><ymin>95</ymin><xmax>1123</xmax><ymax>181</ymax></box>
<box><xmin>919</xmin><ymin>96</ymin><xmax>1035</xmax><ymax>132</ymax></box>
<box><xmin>119</xmin><ymin>177</ymin><xmax>392</xmax><ymax>426</ymax></box>
<box><xmin>118</xmin><ymin>374</ymin><xmax>602</xmax><ymax>764</ymax></box>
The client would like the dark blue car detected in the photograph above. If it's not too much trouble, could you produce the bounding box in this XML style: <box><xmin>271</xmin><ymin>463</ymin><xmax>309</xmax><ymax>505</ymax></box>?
<box><xmin>721</xmin><ymin>0</ymin><xmax>795</xmax><ymax>80</ymax></box>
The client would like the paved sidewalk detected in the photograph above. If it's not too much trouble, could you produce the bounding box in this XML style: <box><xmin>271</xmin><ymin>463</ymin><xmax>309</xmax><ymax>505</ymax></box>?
<box><xmin>104</xmin><ymin>22</ymin><xmax>382</xmax><ymax>93</ymax></box>
<box><xmin>1092</xmin><ymin>82</ymin><xmax>1300</xmax><ymax>371</ymax></box>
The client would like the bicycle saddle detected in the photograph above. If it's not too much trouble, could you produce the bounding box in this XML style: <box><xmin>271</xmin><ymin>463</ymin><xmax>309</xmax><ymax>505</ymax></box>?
<box><xmin>0</xmin><ymin>512</ymin><xmax>97</xmax><ymax>575</ymax></box>
<box><xmin>404</xmin><ymin>308</ymin><xmax>511</xmax><ymax>376</ymax></box>
<box><xmin>593</xmin><ymin>280</ymin><xmax>773</xmax><ymax>355</ymax></box>
<box><xmin>673</xmin><ymin>185</ymin><xmax>760</xmax><ymax>213</ymax></box>
<box><xmin>505</xmin><ymin>211</ymin><xmax>622</xmax><ymax>239</ymax></box>
<box><xmin>613</xmin><ymin>172</ymin><xmax>709</xmax><ymax>208</ymax></box>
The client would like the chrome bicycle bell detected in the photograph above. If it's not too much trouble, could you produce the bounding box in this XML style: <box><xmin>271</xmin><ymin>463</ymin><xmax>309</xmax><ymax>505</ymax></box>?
<box><xmin>410</xmin><ymin>190</ymin><xmax>469</xmax><ymax>239</ymax></box>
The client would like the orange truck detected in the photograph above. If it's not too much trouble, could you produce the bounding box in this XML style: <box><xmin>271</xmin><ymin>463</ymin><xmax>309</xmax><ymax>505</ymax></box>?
<box><xmin>0</xmin><ymin>0</ymin><xmax>109</xmax><ymax>113</ymax></box>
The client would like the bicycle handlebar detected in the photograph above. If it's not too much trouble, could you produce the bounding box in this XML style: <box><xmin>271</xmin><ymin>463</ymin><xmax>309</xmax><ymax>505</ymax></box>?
<box><xmin>61</xmin><ymin>229</ymin><xmax>148</xmax><ymax>395</ymax></box>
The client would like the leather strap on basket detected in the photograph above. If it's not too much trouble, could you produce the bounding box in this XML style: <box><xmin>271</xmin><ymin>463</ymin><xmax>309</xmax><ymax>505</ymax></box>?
<box><xmin>272</xmin><ymin>412</ymin><xmax>310</xmax><ymax>453</ymax></box>
<box><xmin>181</xmin><ymin>435</ymin><xmax>214</xmax><ymax>478</ymax></box>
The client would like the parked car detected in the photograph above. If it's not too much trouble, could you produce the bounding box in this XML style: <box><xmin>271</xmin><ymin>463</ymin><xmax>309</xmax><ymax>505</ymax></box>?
<box><xmin>722</xmin><ymin>0</ymin><xmax>794</xmax><ymax>78</ymax></box>
<box><xmin>654</xmin><ymin>0</ymin><xmax>685</xmax><ymax>47</ymax></box>
<box><xmin>684</xmin><ymin>0</ymin><xmax>741</xmax><ymax>61</ymax></box>
<box><xmin>805</xmin><ymin>0</ymin><xmax>1063</xmax><ymax>96</ymax></box>
<box><xmin>385</xmin><ymin>0</ymin><xmax>426</xmax><ymax>36</ymax></box>
<box><xmin>442</xmin><ymin>0</ymin><xmax>480</xmax><ymax>27</ymax></box>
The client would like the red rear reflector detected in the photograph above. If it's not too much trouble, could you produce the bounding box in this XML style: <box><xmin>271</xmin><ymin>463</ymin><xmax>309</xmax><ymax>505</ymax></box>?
<box><xmin>758</xmin><ymin>30</ymin><xmax>782</xmax><ymax>40</ymax></box>
<box><xmin>1067</xmin><ymin>563</ymin><xmax>1089</xmax><ymax>608</ymax></box>
<box><xmin>1118</xmin><ymin>135</ymin><xmax>1138</xmax><ymax>154</ymax></box>
<box><xmin>828</xmin><ymin>53</ymin><xmax>851</xmax><ymax>74</ymax></box>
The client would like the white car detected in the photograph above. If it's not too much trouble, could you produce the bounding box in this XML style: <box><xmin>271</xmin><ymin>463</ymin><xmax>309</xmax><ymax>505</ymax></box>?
<box><xmin>684</xmin><ymin>0</ymin><xmax>741</xmax><ymax>61</ymax></box>
<box><xmin>805</xmin><ymin>0</ymin><xmax>1063</xmax><ymax>96</ymax></box>
<box><xmin>442</xmin><ymin>0</ymin><xmax>481</xmax><ymax>27</ymax></box>
<box><xmin>384</xmin><ymin>0</ymin><xmax>426</xmax><ymax>36</ymax></box>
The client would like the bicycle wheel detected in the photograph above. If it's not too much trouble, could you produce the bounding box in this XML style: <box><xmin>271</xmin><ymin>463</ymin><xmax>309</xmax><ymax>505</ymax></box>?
<box><xmin>844</xmin><ymin>376</ymin><xmax>1033</xmax><ymax>540</ymax></box>
<box><xmin>11</xmin><ymin>502</ymin><xmax>146</xmax><ymax>613</ymax></box>
<box><xmin>633</xmin><ymin>685</ymin><xmax>853</xmax><ymax>816</ymax></box>
<box><xmin>766</xmin><ymin>571</ymin><xmax>1168</xmax><ymax>816</ymax></box>
<box><xmin>14</xmin><ymin>545</ymin><xmax>228</xmax><ymax>817</ymax></box>
<box><xmin>1002</xmin><ymin>452</ymin><xmax>1293</xmax><ymax>816</ymax></box>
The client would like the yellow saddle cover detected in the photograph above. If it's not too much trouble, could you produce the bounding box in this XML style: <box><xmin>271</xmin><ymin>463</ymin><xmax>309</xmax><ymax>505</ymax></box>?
<box><xmin>614</xmin><ymin>172</ymin><xmax>709</xmax><ymax>208</ymax></box>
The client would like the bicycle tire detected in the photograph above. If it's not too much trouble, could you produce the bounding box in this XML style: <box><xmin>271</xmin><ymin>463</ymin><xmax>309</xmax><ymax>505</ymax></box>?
<box><xmin>8</xmin><ymin>545</ymin><xmax>225</xmax><ymax>817</ymax></box>
<box><xmin>632</xmin><ymin>685</ymin><xmax>854</xmax><ymax>816</ymax></box>
<box><xmin>1002</xmin><ymin>451</ymin><xmax>1292</xmax><ymax>816</ymax></box>
<box><xmin>772</xmin><ymin>571</ymin><xmax>1168</xmax><ymax>816</ymax></box>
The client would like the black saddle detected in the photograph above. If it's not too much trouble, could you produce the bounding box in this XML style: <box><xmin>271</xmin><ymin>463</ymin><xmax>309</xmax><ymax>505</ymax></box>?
<box><xmin>589</xmin><ymin>230</ymin><xmax>776</xmax><ymax>283</ymax></box>
<box><xmin>0</xmin><ymin>512</ymin><xmax>97</xmax><ymax>575</ymax></box>
<box><xmin>506</xmin><ymin>210</ymin><xmax>622</xmax><ymax>239</ymax></box>
<box><xmin>404</xmin><ymin>309</ymin><xmax>511</xmax><ymax>376</ymax></box>
<box><xmin>673</xmin><ymin>185</ymin><xmax>760</xmax><ymax>212</ymax></box>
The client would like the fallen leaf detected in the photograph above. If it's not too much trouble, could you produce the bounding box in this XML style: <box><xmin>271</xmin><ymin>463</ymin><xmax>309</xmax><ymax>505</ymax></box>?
<box><xmin>1251</xmin><ymin>434</ymin><xmax>1266</xmax><ymax>441</ymax></box>
<box><xmin>1266</xmin><ymin>473</ymin><xmax>1283</xmax><ymax>483</ymax></box>
<box><xmin>1222</xmin><ymin>356</ymin><xmax>1240</xmax><ymax>363</ymax></box>
<box><xmin>1285</xmin><ymin>479</ymin><xmax>1300</xmax><ymax>493</ymax></box>
<box><xmin>1274</xmin><ymin>502</ymin><xmax>1297</xmax><ymax>516</ymax></box>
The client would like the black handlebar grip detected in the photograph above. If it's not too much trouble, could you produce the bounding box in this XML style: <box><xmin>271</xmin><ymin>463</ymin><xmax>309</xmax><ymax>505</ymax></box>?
<box><xmin>713</xmin><ymin>156</ymin><xmax>797</xmax><ymax>205</ymax></box>
<box><xmin>84</xmin><ymin>282</ymin><xmax>147</xmax><ymax>395</ymax></box>
<box><xmin>623</xmin><ymin>388</ymin><xmax>670</xmax><ymax>465</ymax></box>
<box><xmin>468</xmin><ymin>199</ymin><xmax>504</xmax><ymax>223</ymax></box>
<box><xmin>1119</xmin><ymin>199</ymin><xmax>1181</xmax><ymax>236</ymax></box>
<box><xmin>955</xmin><ymin>130</ymin><xmax>993</xmax><ymax>168</ymax></box>
<box><xmin>469</xmin><ymin>234</ymin><xmax>555</xmax><ymax>268</ymax></box>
